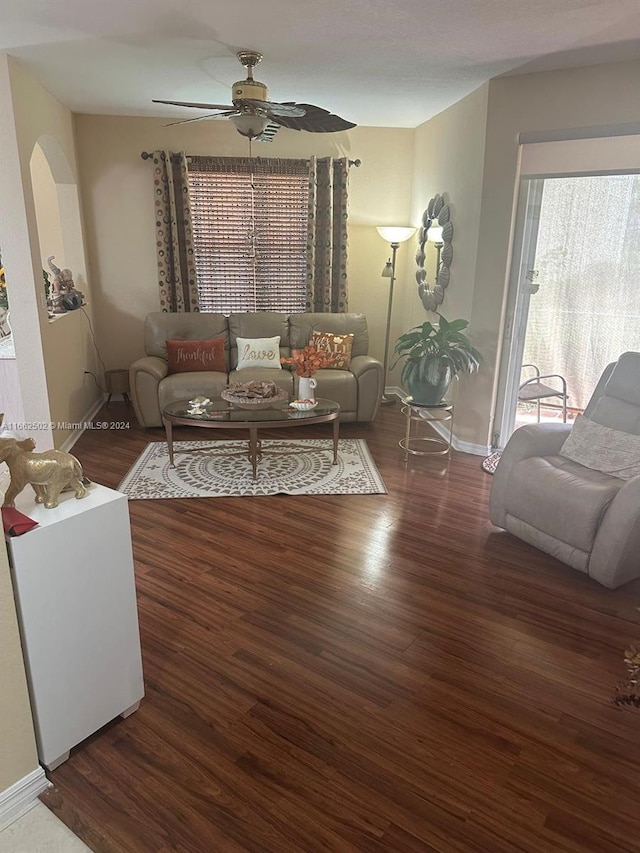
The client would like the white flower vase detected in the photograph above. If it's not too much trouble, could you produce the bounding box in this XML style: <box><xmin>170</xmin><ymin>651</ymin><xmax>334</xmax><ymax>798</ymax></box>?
<box><xmin>298</xmin><ymin>376</ymin><xmax>317</xmax><ymax>401</ymax></box>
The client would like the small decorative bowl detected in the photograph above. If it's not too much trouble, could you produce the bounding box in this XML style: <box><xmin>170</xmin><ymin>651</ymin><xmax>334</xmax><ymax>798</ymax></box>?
<box><xmin>290</xmin><ymin>399</ymin><xmax>318</xmax><ymax>411</ymax></box>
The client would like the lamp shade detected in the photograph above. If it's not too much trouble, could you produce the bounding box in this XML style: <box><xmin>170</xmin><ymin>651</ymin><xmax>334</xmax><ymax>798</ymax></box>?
<box><xmin>427</xmin><ymin>221</ymin><xmax>444</xmax><ymax>244</ymax></box>
<box><xmin>376</xmin><ymin>226</ymin><xmax>416</xmax><ymax>244</ymax></box>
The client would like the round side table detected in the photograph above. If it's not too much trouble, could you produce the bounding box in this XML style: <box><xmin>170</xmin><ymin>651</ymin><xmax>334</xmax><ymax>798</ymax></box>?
<box><xmin>399</xmin><ymin>398</ymin><xmax>454</xmax><ymax>460</ymax></box>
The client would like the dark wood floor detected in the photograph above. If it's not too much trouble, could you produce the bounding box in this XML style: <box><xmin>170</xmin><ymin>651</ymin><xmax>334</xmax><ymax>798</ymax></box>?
<box><xmin>41</xmin><ymin>401</ymin><xmax>640</xmax><ymax>852</ymax></box>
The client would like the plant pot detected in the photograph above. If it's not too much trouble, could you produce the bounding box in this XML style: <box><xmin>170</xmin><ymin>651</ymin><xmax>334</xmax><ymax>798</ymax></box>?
<box><xmin>406</xmin><ymin>372</ymin><xmax>451</xmax><ymax>405</ymax></box>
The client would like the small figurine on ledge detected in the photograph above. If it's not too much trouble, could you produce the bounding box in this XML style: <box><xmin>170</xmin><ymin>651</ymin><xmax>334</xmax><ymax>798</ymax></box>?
<box><xmin>0</xmin><ymin>416</ymin><xmax>87</xmax><ymax>509</ymax></box>
<box><xmin>47</xmin><ymin>256</ymin><xmax>85</xmax><ymax>314</ymax></box>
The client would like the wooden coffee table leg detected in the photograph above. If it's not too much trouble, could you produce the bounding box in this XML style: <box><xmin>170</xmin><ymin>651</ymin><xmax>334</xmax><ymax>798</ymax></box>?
<box><xmin>249</xmin><ymin>427</ymin><xmax>259</xmax><ymax>481</ymax></box>
<box><xmin>163</xmin><ymin>417</ymin><xmax>175</xmax><ymax>467</ymax></box>
<box><xmin>332</xmin><ymin>418</ymin><xmax>339</xmax><ymax>464</ymax></box>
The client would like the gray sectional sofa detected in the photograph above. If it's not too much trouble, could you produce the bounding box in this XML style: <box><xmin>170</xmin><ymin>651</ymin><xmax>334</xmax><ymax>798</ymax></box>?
<box><xmin>130</xmin><ymin>312</ymin><xmax>384</xmax><ymax>427</ymax></box>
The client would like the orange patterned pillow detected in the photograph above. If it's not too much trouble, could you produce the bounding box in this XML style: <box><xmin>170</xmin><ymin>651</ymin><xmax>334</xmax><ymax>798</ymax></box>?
<box><xmin>311</xmin><ymin>331</ymin><xmax>354</xmax><ymax>370</ymax></box>
<box><xmin>166</xmin><ymin>338</ymin><xmax>226</xmax><ymax>373</ymax></box>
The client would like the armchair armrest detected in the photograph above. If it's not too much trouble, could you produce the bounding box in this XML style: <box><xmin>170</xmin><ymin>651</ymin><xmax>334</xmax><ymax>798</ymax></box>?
<box><xmin>489</xmin><ymin>423</ymin><xmax>572</xmax><ymax>528</ymax></box>
<box><xmin>589</xmin><ymin>474</ymin><xmax>640</xmax><ymax>588</ymax></box>
<box><xmin>130</xmin><ymin>356</ymin><xmax>168</xmax><ymax>428</ymax></box>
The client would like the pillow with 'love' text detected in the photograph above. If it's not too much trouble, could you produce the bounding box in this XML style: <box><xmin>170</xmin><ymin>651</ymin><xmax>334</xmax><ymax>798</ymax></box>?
<box><xmin>235</xmin><ymin>336</ymin><xmax>282</xmax><ymax>370</ymax></box>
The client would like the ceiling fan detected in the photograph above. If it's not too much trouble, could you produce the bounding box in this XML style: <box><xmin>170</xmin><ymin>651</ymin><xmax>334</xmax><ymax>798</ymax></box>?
<box><xmin>153</xmin><ymin>50</ymin><xmax>356</xmax><ymax>141</ymax></box>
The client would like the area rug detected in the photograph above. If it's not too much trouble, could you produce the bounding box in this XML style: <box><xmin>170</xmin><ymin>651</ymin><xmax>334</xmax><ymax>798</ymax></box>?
<box><xmin>118</xmin><ymin>438</ymin><xmax>386</xmax><ymax>498</ymax></box>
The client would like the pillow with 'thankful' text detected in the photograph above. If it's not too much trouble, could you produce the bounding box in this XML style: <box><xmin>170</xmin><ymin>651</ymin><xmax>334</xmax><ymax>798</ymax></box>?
<box><xmin>166</xmin><ymin>337</ymin><xmax>226</xmax><ymax>373</ymax></box>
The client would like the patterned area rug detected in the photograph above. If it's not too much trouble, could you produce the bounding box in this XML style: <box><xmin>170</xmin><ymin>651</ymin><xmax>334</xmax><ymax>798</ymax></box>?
<box><xmin>119</xmin><ymin>438</ymin><xmax>387</xmax><ymax>498</ymax></box>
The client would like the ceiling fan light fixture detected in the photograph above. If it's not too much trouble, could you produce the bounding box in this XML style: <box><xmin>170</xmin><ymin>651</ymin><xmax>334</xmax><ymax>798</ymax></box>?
<box><xmin>230</xmin><ymin>113</ymin><xmax>270</xmax><ymax>139</ymax></box>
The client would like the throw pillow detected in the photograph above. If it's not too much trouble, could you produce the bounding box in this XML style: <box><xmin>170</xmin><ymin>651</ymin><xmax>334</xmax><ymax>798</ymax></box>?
<box><xmin>559</xmin><ymin>414</ymin><xmax>640</xmax><ymax>480</ymax></box>
<box><xmin>166</xmin><ymin>338</ymin><xmax>226</xmax><ymax>374</ymax></box>
<box><xmin>236</xmin><ymin>336</ymin><xmax>282</xmax><ymax>371</ymax></box>
<box><xmin>311</xmin><ymin>330</ymin><xmax>354</xmax><ymax>369</ymax></box>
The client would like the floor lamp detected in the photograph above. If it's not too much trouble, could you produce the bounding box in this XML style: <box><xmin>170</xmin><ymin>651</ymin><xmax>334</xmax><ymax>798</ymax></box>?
<box><xmin>376</xmin><ymin>226</ymin><xmax>417</xmax><ymax>404</ymax></box>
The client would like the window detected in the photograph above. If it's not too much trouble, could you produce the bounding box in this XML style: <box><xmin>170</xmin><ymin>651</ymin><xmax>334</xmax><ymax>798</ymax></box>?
<box><xmin>188</xmin><ymin>157</ymin><xmax>309</xmax><ymax>314</ymax></box>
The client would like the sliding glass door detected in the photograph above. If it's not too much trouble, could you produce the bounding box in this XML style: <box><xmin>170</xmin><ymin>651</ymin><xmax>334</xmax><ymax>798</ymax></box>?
<box><xmin>494</xmin><ymin>172</ymin><xmax>640</xmax><ymax>448</ymax></box>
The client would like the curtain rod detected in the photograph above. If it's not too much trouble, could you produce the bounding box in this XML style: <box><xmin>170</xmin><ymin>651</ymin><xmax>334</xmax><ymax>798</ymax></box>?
<box><xmin>140</xmin><ymin>151</ymin><xmax>361</xmax><ymax>167</ymax></box>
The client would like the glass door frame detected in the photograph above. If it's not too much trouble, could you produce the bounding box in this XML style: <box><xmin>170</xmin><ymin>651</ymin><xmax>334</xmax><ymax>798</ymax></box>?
<box><xmin>493</xmin><ymin>178</ymin><xmax>544</xmax><ymax>449</ymax></box>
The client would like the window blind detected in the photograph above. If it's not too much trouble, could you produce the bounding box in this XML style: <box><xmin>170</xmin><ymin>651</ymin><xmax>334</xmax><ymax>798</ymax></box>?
<box><xmin>188</xmin><ymin>157</ymin><xmax>309</xmax><ymax>315</ymax></box>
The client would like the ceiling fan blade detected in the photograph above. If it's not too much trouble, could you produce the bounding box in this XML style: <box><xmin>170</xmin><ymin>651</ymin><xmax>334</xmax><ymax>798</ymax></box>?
<box><xmin>163</xmin><ymin>111</ymin><xmax>238</xmax><ymax>127</ymax></box>
<box><xmin>254</xmin><ymin>122</ymin><xmax>281</xmax><ymax>142</ymax></box>
<box><xmin>152</xmin><ymin>99</ymin><xmax>236</xmax><ymax>110</ymax></box>
<box><xmin>242</xmin><ymin>99</ymin><xmax>306</xmax><ymax>118</ymax></box>
<box><xmin>268</xmin><ymin>104</ymin><xmax>356</xmax><ymax>133</ymax></box>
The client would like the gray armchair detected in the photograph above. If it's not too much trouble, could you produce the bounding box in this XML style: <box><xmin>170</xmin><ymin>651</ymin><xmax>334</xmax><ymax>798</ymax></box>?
<box><xmin>490</xmin><ymin>352</ymin><xmax>640</xmax><ymax>589</ymax></box>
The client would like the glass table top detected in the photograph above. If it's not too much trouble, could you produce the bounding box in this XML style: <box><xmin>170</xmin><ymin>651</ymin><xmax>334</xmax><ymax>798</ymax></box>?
<box><xmin>163</xmin><ymin>398</ymin><xmax>340</xmax><ymax>424</ymax></box>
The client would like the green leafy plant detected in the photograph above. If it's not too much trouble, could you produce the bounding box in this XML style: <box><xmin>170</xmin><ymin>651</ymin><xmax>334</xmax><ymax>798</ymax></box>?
<box><xmin>392</xmin><ymin>315</ymin><xmax>482</xmax><ymax>403</ymax></box>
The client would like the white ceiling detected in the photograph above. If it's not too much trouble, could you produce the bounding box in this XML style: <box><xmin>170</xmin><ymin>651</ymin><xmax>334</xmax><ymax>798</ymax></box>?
<box><xmin>1</xmin><ymin>0</ymin><xmax>640</xmax><ymax>128</ymax></box>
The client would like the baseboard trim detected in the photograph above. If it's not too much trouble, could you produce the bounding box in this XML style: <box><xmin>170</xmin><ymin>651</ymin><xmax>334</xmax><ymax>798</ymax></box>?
<box><xmin>389</xmin><ymin>388</ymin><xmax>490</xmax><ymax>457</ymax></box>
<box><xmin>0</xmin><ymin>768</ymin><xmax>51</xmax><ymax>831</ymax></box>
<box><xmin>59</xmin><ymin>394</ymin><xmax>107</xmax><ymax>453</ymax></box>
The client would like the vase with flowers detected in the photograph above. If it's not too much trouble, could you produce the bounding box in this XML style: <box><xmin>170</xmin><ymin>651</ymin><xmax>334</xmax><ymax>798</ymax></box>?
<box><xmin>281</xmin><ymin>344</ymin><xmax>335</xmax><ymax>401</ymax></box>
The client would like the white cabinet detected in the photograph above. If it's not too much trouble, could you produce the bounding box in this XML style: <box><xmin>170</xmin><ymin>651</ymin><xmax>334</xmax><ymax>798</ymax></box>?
<box><xmin>7</xmin><ymin>483</ymin><xmax>144</xmax><ymax>770</ymax></box>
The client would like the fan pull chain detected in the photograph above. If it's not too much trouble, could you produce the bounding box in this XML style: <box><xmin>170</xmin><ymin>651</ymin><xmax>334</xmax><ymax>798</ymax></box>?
<box><xmin>248</xmin><ymin>136</ymin><xmax>258</xmax><ymax>311</ymax></box>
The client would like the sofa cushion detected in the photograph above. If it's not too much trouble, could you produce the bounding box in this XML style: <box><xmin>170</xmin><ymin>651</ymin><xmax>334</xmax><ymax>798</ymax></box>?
<box><xmin>505</xmin><ymin>455</ymin><xmax>622</xmax><ymax>552</ymax></box>
<box><xmin>311</xmin><ymin>330</ymin><xmax>354</xmax><ymax>369</ymax></box>
<box><xmin>560</xmin><ymin>414</ymin><xmax>640</xmax><ymax>479</ymax></box>
<box><xmin>145</xmin><ymin>313</ymin><xmax>228</xmax><ymax>359</ymax></box>
<box><xmin>166</xmin><ymin>337</ymin><xmax>226</xmax><ymax>374</ymax></box>
<box><xmin>235</xmin><ymin>336</ymin><xmax>282</xmax><ymax>371</ymax></box>
<box><xmin>228</xmin><ymin>313</ymin><xmax>290</xmax><ymax>345</ymax></box>
<box><xmin>228</xmin><ymin>367</ymin><xmax>293</xmax><ymax>396</ymax></box>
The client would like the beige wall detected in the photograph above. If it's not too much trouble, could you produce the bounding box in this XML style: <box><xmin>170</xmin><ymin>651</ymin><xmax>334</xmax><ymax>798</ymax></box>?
<box><xmin>0</xmin><ymin>55</ymin><xmax>53</xmax><ymax>451</ymax></box>
<box><xmin>2</xmin><ymin>57</ymin><xmax>101</xmax><ymax>449</ymax></box>
<box><xmin>0</xmin><ymin>539</ymin><xmax>39</xmax><ymax>792</ymax></box>
<box><xmin>388</xmin><ymin>84</ymin><xmax>490</xmax><ymax>442</ymax></box>
<box><xmin>73</xmin><ymin>116</ymin><xmax>415</xmax><ymax>371</ymax></box>
<box><xmin>31</xmin><ymin>144</ymin><xmax>65</xmax><ymax>268</ymax></box>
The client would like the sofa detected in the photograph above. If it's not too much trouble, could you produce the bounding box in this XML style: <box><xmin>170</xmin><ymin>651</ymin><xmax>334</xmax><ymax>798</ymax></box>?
<box><xmin>130</xmin><ymin>312</ymin><xmax>383</xmax><ymax>427</ymax></box>
<box><xmin>490</xmin><ymin>352</ymin><xmax>640</xmax><ymax>589</ymax></box>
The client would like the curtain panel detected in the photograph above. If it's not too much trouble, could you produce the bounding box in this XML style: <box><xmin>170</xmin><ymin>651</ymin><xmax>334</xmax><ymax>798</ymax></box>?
<box><xmin>151</xmin><ymin>150</ymin><xmax>199</xmax><ymax>313</ymax></box>
<box><xmin>306</xmin><ymin>156</ymin><xmax>350</xmax><ymax>313</ymax></box>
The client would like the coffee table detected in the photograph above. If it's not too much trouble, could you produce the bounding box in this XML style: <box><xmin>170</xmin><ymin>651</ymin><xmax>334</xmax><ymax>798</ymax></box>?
<box><xmin>162</xmin><ymin>398</ymin><xmax>341</xmax><ymax>481</ymax></box>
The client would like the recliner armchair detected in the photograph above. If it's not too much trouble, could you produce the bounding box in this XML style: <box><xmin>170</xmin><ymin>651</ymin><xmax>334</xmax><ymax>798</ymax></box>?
<box><xmin>490</xmin><ymin>352</ymin><xmax>640</xmax><ymax>589</ymax></box>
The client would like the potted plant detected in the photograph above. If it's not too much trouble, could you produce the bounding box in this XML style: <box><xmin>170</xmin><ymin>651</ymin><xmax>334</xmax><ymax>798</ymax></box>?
<box><xmin>392</xmin><ymin>315</ymin><xmax>482</xmax><ymax>404</ymax></box>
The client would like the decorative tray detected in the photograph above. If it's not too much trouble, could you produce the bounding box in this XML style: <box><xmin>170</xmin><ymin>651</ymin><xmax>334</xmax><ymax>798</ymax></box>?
<box><xmin>221</xmin><ymin>382</ymin><xmax>288</xmax><ymax>410</ymax></box>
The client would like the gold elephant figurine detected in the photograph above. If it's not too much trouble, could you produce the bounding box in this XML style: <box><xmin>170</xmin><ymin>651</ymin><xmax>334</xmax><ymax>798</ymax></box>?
<box><xmin>0</xmin><ymin>437</ymin><xmax>87</xmax><ymax>509</ymax></box>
